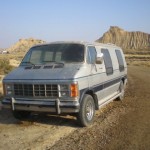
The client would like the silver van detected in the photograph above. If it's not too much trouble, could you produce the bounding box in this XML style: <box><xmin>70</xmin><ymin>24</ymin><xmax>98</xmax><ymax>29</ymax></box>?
<box><xmin>2</xmin><ymin>41</ymin><xmax>127</xmax><ymax>126</ymax></box>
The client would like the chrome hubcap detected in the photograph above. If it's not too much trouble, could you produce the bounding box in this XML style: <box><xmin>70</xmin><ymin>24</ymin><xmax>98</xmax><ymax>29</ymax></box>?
<box><xmin>86</xmin><ymin>100</ymin><xmax>94</xmax><ymax>121</ymax></box>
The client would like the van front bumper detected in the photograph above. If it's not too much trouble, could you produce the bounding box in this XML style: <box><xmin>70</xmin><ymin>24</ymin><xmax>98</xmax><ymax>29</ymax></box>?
<box><xmin>2</xmin><ymin>98</ymin><xmax>80</xmax><ymax>114</ymax></box>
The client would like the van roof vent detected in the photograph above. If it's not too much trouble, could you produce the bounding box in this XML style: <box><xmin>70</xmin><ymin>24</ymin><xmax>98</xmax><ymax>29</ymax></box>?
<box><xmin>54</xmin><ymin>64</ymin><xmax>64</xmax><ymax>68</ymax></box>
<box><xmin>33</xmin><ymin>66</ymin><xmax>41</xmax><ymax>69</ymax></box>
<box><xmin>43</xmin><ymin>65</ymin><xmax>53</xmax><ymax>69</ymax></box>
<box><xmin>25</xmin><ymin>66</ymin><xmax>32</xmax><ymax>69</ymax></box>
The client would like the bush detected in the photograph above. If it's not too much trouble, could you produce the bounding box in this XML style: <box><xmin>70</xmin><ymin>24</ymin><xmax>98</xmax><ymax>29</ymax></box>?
<box><xmin>0</xmin><ymin>92</ymin><xmax>3</xmax><ymax>100</ymax></box>
<box><xmin>0</xmin><ymin>59</ymin><xmax>14</xmax><ymax>74</ymax></box>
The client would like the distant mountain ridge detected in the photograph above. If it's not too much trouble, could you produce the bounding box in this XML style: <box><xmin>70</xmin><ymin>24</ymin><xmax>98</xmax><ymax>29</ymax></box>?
<box><xmin>96</xmin><ymin>26</ymin><xmax>150</xmax><ymax>51</ymax></box>
<box><xmin>5</xmin><ymin>27</ymin><xmax>150</xmax><ymax>53</ymax></box>
<box><xmin>7</xmin><ymin>38</ymin><xmax>45</xmax><ymax>53</ymax></box>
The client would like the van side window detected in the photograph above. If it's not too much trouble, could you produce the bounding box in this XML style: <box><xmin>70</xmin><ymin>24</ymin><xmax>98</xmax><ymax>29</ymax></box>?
<box><xmin>101</xmin><ymin>49</ymin><xmax>113</xmax><ymax>75</ymax></box>
<box><xmin>115</xmin><ymin>50</ymin><xmax>125</xmax><ymax>72</ymax></box>
<box><xmin>87</xmin><ymin>46</ymin><xmax>97</xmax><ymax>64</ymax></box>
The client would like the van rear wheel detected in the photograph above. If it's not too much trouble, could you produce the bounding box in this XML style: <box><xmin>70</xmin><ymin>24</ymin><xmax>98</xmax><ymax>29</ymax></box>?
<box><xmin>117</xmin><ymin>81</ymin><xmax>125</xmax><ymax>100</ymax></box>
<box><xmin>77</xmin><ymin>94</ymin><xmax>95</xmax><ymax>127</ymax></box>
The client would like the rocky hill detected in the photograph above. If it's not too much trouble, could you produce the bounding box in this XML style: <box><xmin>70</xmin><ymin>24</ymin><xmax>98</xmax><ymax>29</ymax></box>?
<box><xmin>96</xmin><ymin>26</ymin><xmax>150</xmax><ymax>51</ymax></box>
<box><xmin>7</xmin><ymin>38</ymin><xmax>45</xmax><ymax>53</ymax></box>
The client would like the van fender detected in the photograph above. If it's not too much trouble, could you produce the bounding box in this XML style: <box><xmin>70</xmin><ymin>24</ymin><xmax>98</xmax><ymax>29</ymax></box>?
<box><xmin>79</xmin><ymin>88</ymin><xmax>99</xmax><ymax>110</ymax></box>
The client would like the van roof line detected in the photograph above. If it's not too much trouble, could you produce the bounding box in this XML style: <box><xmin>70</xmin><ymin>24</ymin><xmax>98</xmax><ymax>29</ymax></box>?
<box><xmin>106</xmin><ymin>43</ymin><xmax>116</xmax><ymax>46</ymax></box>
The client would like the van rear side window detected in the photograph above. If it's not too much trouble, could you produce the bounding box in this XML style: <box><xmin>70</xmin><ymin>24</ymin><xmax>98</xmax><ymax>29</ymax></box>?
<box><xmin>101</xmin><ymin>49</ymin><xmax>113</xmax><ymax>75</ymax></box>
<box><xmin>115</xmin><ymin>50</ymin><xmax>125</xmax><ymax>72</ymax></box>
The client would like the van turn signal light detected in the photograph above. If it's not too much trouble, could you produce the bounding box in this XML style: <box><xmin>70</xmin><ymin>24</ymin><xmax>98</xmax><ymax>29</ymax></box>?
<box><xmin>71</xmin><ymin>84</ymin><xmax>79</xmax><ymax>97</ymax></box>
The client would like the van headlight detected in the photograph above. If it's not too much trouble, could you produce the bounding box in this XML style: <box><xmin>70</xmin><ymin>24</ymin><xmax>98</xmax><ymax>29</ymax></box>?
<box><xmin>60</xmin><ymin>84</ymin><xmax>69</xmax><ymax>97</ymax></box>
<box><xmin>3</xmin><ymin>84</ymin><xmax>13</xmax><ymax>96</ymax></box>
<box><xmin>59</xmin><ymin>83</ymin><xmax>79</xmax><ymax>98</ymax></box>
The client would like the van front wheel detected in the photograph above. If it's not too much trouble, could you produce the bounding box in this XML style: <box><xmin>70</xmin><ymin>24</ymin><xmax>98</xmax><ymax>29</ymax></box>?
<box><xmin>77</xmin><ymin>94</ymin><xmax>95</xmax><ymax>127</ymax></box>
<box><xmin>13</xmin><ymin>110</ymin><xmax>31</xmax><ymax>120</ymax></box>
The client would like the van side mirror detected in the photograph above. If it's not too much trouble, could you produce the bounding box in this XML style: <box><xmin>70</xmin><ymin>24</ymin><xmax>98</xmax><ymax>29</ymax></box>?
<box><xmin>96</xmin><ymin>53</ymin><xmax>104</xmax><ymax>64</ymax></box>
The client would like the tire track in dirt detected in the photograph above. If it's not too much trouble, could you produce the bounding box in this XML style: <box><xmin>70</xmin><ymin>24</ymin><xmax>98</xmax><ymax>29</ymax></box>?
<box><xmin>50</xmin><ymin>66</ymin><xmax>150</xmax><ymax>150</ymax></box>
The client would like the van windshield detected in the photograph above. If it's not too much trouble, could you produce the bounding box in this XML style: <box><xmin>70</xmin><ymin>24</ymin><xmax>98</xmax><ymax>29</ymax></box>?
<box><xmin>21</xmin><ymin>43</ymin><xmax>85</xmax><ymax>65</ymax></box>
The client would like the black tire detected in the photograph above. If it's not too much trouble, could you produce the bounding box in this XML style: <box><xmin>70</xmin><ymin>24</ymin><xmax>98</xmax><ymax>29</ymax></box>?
<box><xmin>13</xmin><ymin>110</ymin><xmax>31</xmax><ymax>120</ymax></box>
<box><xmin>117</xmin><ymin>81</ymin><xmax>125</xmax><ymax>100</ymax></box>
<box><xmin>77</xmin><ymin>94</ymin><xmax>95</xmax><ymax>127</ymax></box>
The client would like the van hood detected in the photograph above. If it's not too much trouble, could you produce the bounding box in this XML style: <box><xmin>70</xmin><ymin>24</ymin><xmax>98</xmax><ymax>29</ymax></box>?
<box><xmin>3</xmin><ymin>64</ymin><xmax>86</xmax><ymax>81</ymax></box>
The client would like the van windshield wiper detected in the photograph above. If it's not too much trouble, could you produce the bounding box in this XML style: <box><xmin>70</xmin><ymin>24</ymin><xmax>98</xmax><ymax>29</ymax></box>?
<box><xmin>43</xmin><ymin>61</ymin><xmax>64</xmax><ymax>65</ymax></box>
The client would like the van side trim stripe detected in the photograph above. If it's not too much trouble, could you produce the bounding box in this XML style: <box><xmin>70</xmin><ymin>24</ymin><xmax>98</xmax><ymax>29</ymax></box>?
<box><xmin>93</xmin><ymin>77</ymin><xmax>121</xmax><ymax>92</ymax></box>
<box><xmin>80</xmin><ymin>75</ymin><xmax>126</xmax><ymax>95</ymax></box>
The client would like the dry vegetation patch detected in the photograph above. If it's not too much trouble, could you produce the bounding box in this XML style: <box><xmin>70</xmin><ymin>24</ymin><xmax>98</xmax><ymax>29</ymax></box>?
<box><xmin>0</xmin><ymin>53</ymin><xmax>24</xmax><ymax>96</ymax></box>
<box><xmin>125</xmin><ymin>50</ymin><xmax>150</xmax><ymax>67</ymax></box>
<box><xmin>0</xmin><ymin>59</ymin><xmax>14</xmax><ymax>75</ymax></box>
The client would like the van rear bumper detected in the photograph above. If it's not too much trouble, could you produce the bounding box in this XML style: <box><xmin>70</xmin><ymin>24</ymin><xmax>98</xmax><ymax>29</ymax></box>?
<box><xmin>1</xmin><ymin>98</ymin><xmax>80</xmax><ymax>114</ymax></box>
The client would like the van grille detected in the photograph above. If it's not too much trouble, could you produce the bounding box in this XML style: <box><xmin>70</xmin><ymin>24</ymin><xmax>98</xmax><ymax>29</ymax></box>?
<box><xmin>14</xmin><ymin>84</ymin><xmax>58</xmax><ymax>97</ymax></box>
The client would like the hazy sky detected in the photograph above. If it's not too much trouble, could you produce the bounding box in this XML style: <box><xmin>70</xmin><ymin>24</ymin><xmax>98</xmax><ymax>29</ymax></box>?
<box><xmin>0</xmin><ymin>0</ymin><xmax>150</xmax><ymax>48</ymax></box>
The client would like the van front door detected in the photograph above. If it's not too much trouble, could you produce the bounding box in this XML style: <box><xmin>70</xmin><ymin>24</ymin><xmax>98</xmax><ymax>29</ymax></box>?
<box><xmin>87</xmin><ymin>46</ymin><xmax>105</xmax><ymax>101</ymax></box>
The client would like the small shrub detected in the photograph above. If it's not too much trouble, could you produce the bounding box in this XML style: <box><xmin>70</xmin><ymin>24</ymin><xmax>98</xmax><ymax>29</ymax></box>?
<box><xmin>0</xmin><ymin>92</ymin><xmax>3</xmax><ymax>100</ymax></box>
<box><xmin>0</xmin><ymin>59</ymin><xmax>14</xmax><ymax>74</ymax></box>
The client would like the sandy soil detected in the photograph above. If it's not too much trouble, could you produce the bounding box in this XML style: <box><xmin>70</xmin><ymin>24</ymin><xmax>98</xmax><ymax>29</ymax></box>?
<box><xmin>0</xmin><ymin>66</ymin><xmax>150</xmax><ymax>150</ymax></box>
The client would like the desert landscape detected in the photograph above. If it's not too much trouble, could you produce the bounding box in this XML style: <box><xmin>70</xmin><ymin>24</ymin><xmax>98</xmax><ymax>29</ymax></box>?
<box><xmin>0</xmin><ymin>26</ymin><xmax>150</xmax><ymax>150</ymax></box>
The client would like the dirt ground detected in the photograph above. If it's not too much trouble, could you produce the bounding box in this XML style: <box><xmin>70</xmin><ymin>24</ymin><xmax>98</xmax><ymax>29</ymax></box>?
<box><xmin>0</xmin><ymin>66</ymin><xmax>150</xmax><ymax>150</ymax></box>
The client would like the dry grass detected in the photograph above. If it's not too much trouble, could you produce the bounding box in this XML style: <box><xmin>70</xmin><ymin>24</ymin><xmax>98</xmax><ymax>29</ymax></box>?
<box><xmin>0</xmin><ymin>53</ymin><xmax>24</xmax><ymax>95</ymax></box>
<box><xmin>127</xmin><ymin>60</ymin><xmax>150</xmax><ymax>67</ymax></box>
<box><xmin>125</xmin><ymin>54</ymin><xmax>150</xmax><ymax>58</ymax></box>
<box><xmin>0</xmin><ymin>55</ymin><xmax>21</xmax><ymax>95</ymax></box>
<box><xmin>125</xmin><ymin>50</ymin><xmax>150</xmax><ymax>67</ymax></box>
<box><xmin>0</xmin><ymin>59</ymin><xmax>14</xmax><ymax>74</ymax></box>
<box><xmin>0</xmin><ymin>75</ymin><xmax>4</xmax><ymax>97</ymax></box>
<box><xmin>0</xmin><ymin>52</ymin><xmax>25</xmax><ymax>61</ymax></box>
